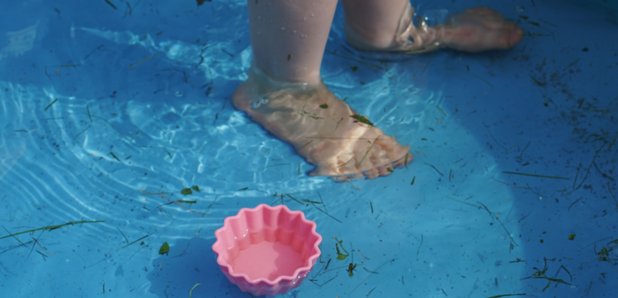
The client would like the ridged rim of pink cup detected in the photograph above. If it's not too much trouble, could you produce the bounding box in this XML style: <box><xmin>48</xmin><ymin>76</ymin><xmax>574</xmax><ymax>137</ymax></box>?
<box><xmin>212</xmin><ymin>204</ymin><xmax>322</xmax><ymax>287</ymax></box>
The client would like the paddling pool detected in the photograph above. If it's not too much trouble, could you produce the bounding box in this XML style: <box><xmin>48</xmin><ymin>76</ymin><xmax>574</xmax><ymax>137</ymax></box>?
<box><xmin>1</xmin><ymin>0</ymin><xmax>616</xmax><ymax>297</ymax></box>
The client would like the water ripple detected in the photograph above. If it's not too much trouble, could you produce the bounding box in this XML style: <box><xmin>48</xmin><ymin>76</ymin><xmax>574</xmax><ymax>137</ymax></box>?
<box><xmin>0</xmin><ymin>77</ymin><xmax>331</xmax><ymax>242</ymax></box>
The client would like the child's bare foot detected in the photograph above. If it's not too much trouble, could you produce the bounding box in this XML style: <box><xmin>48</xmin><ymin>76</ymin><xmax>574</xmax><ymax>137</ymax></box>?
<box><xmin>345</xmin><ymin>6</ymin><xmax>522</xmax><ymax>53</ymax></box>
<box><xmin>233</xmin><ymin>69</ymin><xmax>411</xmax><ymax>180</ymax></box>
<box><xmin>440</xmin><ymin>7</ymin><xmax>523</xmax><ymax>52</ymax></box>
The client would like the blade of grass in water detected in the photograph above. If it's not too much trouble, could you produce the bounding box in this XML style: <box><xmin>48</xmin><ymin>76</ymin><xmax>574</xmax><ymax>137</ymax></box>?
<box><xmin>0</xmin><ymin>220</ymin><xmax>104</xmax><ymax>240</ymax></box>
<box><xmin>502</xmin><ymin>171</ymin><xmax>569</xmax><ymax>180</ymax></box>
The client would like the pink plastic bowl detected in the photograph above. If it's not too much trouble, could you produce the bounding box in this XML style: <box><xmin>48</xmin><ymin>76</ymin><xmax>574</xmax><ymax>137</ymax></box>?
<box><xmin>212</xmin><ymin>204</ymin><xmax>322</xmax><ymax>296</ymax></box>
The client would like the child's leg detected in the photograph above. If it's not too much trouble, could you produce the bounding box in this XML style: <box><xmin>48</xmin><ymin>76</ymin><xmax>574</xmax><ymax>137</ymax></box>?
<box><xmin>342</xmin><ymin>0</ymin><xmax>523</xmax><ymax>53</ymax></box>
<box><xmin>342</xmin><ymin>0</ymin><xmax>418</xmax><ymax>51</ymax></box>
<box><xmin>248</xmin><ymin>0</ymin><xmax>337</xmax><ymax>84</ymax></box>
<box><xmin>234</xmin><ymin>0</ymin><xmax>411</xmax><ymax>179</ymax></box>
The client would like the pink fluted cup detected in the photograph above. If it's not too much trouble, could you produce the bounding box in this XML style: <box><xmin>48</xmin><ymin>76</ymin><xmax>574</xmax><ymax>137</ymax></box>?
<box><xmin>212</xmin><ymin>204</ymin><xmax>322</xmax><ymax>296</ymax></box>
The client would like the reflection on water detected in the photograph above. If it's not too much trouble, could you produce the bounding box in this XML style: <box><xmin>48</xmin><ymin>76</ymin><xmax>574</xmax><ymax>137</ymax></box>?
<box><xmin>0</xmin><ymin>23</ymin><xmax>39</xmax><ymax>60</ymax></box>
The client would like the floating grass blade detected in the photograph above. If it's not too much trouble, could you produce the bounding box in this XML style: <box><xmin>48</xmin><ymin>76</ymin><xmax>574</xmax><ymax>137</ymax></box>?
<box><xmin>0</xmin><ymin>220</ymin><xmax>104</xmax><ymax>240</ymax></box>
<box><xmin>502</xmin><ymin>171</ymin><xmax>569</xmax><ymax>180</ymax></box>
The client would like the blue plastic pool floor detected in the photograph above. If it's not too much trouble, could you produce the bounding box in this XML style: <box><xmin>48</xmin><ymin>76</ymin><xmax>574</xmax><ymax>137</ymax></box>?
<box><xmin>1</xmin><ymin>0</ymin><xmax>617</xmax><ymax>297</ymax></box>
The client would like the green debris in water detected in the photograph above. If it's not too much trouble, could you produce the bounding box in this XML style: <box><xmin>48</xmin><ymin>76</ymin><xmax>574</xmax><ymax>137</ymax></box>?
<box><xmin>530</xmin><ymin>75</ymin><xmax>547</xmax><ymax>87</ymax></box>
<box><xmin>350</xmin><ymin>114</ymin><xmax>373</xmax><ymax>126</ymax></box>
<box><xmin>568</xmin><ymin>233</ymin><xmax>576</xmax><ymax>241</ymax></box>
<box><xmin>104</xmin><ymin>0</ymin><xmax>118</xmax><ymax>10</ymax></box>
<box><xmin>159</xmin><ymin>241</ymin><xmax>170</xmax><ymax>255</ymax></box>
<box><xmin>188</xmin><ymin>283</ymin><xmax>201</xmax><ymax>298</ymax></box>
<box><xmin>44</xmin><ymin>98</ymin><xmax>58</xmax><ymax>111</ymax></box>
<box><xmin>180</xmin><ymin>185</ymin><xmax>199</xmax><ymax>195</ymax></box>
<box><xmin>502</xmin><ymin>170</ymin><xmax>569</xmax><ymax>180</ymax></box>
<box><xmin>121</xmin><ymin>234</ymin><xmax>150</xmax><ymax>248</ymax></box>
<box><xmin>598</xmin><ymin>247</ymin><xmax>610</xmax><ymax>261</ymax></box>
<box><xmin>404</xmin><ymin>153</ymin><xmax>411</xmax><ymax>165</ymax></box>
<box><xmin>487</xmin><ymin>294</ymin><xmax>527</xmax><ymax>298</ymax></box>
<box><xmin>525</xmin><ymin>259</ymin><xmax>572</xmax><ymax>291</ymax></box>
<box><xmin>335</xmin><ymin>238</ymin><xmax>349</xmax><ymax>260</ymax></box>
<box><xmin>176</xmin><ymin>199</ymin><xmax>197</xmax><ymax>204</ymax></box>
<box><xmin>597</xmin><ymin>239</ymin><xmax>618</xmax><ymax>263</ymax></box>
<box><xmin>109</xmin><ymin>151</ymin><xmax>121</xmax><ymax>162</ymax></box>
<box><xmin>347</xmin><ymin>262</ymin><xmax>357</xmax><ymax>277</ymax></box>
<box><xmin>0</xmin><ymin>220</ymin><xmax>104</xmax><ymax>240</ymax></box>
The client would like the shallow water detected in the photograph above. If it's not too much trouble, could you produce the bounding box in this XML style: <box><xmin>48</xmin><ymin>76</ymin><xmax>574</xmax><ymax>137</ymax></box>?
<box><xmin>1</xmin><ymin>0</ymin><xmax>617</xmax><ymax>297</ymax></box>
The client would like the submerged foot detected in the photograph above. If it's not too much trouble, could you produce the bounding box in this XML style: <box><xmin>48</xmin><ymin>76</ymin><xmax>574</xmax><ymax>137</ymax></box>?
<box><xmin>233</xmin><ymin>70</ymin><xmax>411</xmax><ymax>180</ymax></box>
<box><xmin>346</xmin><ymin>7</ymin><xmax>523</xmax><ymax>53</ymax></box>
<box><xmin>440</xmin><ymin>7</ymin><xmax>523</xmax><ymax>52</ymax></box>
